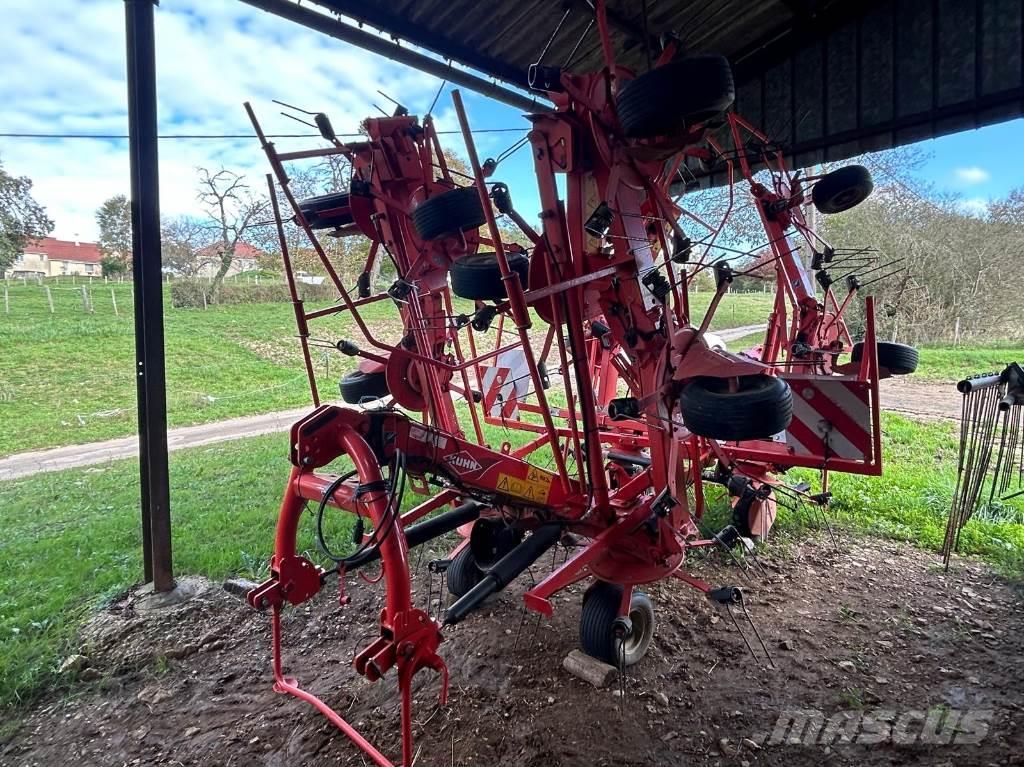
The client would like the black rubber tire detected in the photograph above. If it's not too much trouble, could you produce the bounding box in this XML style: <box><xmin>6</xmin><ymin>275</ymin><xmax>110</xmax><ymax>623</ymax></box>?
<box><xmin>469</xmin><ymin>518</ymin><xmax>524</xmax><ymax>568</ymax></box>
<box><xmin>298</xmin><ymin>191</ymin><xmax>353</xmax><ymax>230</ymax></box>
<box><xmin>412</xmin><ymin>187</ymin><xmax>486</xmax><ymax>241</ymax></box>
<box><xmin>812</xmin><ymin>165</ymin><xmax>873</xmax><ymax>214</ymax></box>
<box><xmin>339</xmin><ymin>368</ymin><xmax>390</xmax><ymax>404</ymax></box>
<box><xmin>680</xmin><ymin>375</ymin><xmax>793</xmax><ymax>441</ymax></box>
<box><xmin>580</xmin><ymin>582</ymin><xmax>655</xmax><ymax>667</ymax></box>
<box><xmin>449</xmin><ymin>251</ymin><xmax>530</xmax><ymax>301</ymax></box>
<box><xmin>851</xmin><ymin>340</ymin><xmax>919</xmax><ymax>375</ymax></box>
<box><xmin>617</xmin><ymin>55</ymin><xmax>735</xmax><ymax>139</ymax></box>
<box><xmin>446</xmin><ymin>546</ymin><xmax>483</xmax><ymax>598</ymax></box>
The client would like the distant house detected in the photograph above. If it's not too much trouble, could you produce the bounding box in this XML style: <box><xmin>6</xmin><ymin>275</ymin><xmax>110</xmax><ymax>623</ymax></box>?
<box><xmin>194</xmin><ymin>241</ymin><xmax>264</xmax><ymax>279</ymax></box>
<box><xmin>5</xmin><ymin>237</ymin><xmax>103</xmax><ymax>278</ymax></box>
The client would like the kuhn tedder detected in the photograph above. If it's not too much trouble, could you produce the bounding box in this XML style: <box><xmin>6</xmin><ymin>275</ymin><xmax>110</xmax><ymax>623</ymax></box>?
<box><xmin>244</xmin><ymin>3</ymin><xmax>916</xmax><ymax>763</ymax></box>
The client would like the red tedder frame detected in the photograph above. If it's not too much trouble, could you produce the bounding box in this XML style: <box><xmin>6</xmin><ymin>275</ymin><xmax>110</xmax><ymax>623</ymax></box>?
<box><xmin>242</xmin><ymin>1</ymin><xmax>900</xmax><ymax>763</ymax></box>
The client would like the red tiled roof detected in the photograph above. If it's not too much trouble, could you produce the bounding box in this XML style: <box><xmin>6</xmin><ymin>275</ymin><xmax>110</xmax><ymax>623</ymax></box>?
<box><xmin>197</xmin><ymin>241</ymin><xmax>265</xmax><ymax>260</ymax></box>
<box><xmin>24</xmin><ymin>237</ymin><xmax>103</xmax><ymax>264</ymax></box>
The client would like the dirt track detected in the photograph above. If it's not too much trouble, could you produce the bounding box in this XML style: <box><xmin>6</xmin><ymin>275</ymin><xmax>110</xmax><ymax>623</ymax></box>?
<box><xmin>0</xmin><ymin>372</ymin><xmax>958</xmax><ymax>482</ymax></box>
<box><xmin>3</xmin><ymin>536</ymin><xmax>1021</xmax><ymax>766</ymax></box>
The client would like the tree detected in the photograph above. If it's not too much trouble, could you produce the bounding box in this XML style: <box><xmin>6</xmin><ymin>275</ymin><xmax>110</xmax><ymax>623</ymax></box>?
<box><xmin>161</xmin><ymin>215</ymin><xmax>211</xmax><ymax>276</ymax></box>
<box><xmin>101</xmin><ymin>256</ymin><xmax>126</xmax><ymax>278</ymax></box>
<box><xmin>96</xmin><ymin>194</ymin><xmax>132</xmax><ymax>266</ymax></box>
<box><xmin>195</xmin><ymin>168</ymin><xmax>269</xmax><ymax>293</ymax></box>
<box><xmin>0</xmin><ymin>159</ymin><xmax>53</xmax><ymax>274</ymax></box>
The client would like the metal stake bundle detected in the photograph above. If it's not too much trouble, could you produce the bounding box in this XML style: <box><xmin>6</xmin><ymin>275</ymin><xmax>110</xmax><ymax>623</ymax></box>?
<box><xmin>943</xmin><ymin>363</ymin><xmax>1024</xmax><ymax>566</ymax></box>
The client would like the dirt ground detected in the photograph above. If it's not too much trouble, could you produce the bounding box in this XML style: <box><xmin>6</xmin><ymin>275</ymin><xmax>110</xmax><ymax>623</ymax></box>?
<box><xmin>3</xmin><ymin>535</ymin><xmax>1022</xmax><ymax>767</ymax></box>
<box><xmin>880</xmin><ymin>378</ymin><xmax>962</xmax><ymax>421</ymax></box>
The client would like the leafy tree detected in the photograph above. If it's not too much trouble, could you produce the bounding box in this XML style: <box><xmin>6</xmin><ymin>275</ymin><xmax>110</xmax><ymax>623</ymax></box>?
<box><xmin>100</xmin><ymin>256</ymin><xmax>126</xmax><ymax>278</ymax></box>
<box><xmin>0</xmin><ymin>159</ymin><xmax>53</xmax><ymax>273</ymax></box>
<box><xmin>95</xmin><ymin>194</ymin><xmax>132</xmax><ymax>265</ymax></box>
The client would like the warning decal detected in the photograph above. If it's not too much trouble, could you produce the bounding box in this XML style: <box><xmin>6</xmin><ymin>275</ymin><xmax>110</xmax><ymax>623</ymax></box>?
<box><xmin>495</xmin><ymin>467</ymin><xmax>553</xmax><ymax>504</ymax></box>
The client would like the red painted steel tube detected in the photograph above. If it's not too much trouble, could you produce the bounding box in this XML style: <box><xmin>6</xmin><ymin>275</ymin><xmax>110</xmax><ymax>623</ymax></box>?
<box><xmin>340</xmin><ymin>429</ymin><xmax>412</xmax><ymax>619</ymax></box>
<box><xmin>270</xmin><ymin>607</ymin><xmax>396</xmax><ymax>767</ymax></box>
<box><xmin>266</xmin><ymin>174</ymin><xmax>320</xmax><ymax>406</ymax></box>
<box><xmin>451</xmin><ymin>88</ymin><xmax>571</xmax><ymax>489</ymax></box>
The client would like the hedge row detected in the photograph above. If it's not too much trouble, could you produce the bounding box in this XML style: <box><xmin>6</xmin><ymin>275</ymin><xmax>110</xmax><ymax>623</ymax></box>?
<box><xmin>170</xmin><ymin>280</ymin><xmax>338</xmax><ymax>308</ymax></box>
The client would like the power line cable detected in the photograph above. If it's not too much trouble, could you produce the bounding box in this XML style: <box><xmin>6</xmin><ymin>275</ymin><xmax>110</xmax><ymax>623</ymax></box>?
<box><xmin>0</xmin><ymin>128</ymin><xmax>528</xmax><ymax>140</ymax></box>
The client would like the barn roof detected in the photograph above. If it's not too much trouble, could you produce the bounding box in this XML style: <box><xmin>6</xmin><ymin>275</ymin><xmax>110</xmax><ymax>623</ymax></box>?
<box><xmin>244</xmin><ymin>0</ymin><xmax>1024</xmax><ymax>167</ymax></box>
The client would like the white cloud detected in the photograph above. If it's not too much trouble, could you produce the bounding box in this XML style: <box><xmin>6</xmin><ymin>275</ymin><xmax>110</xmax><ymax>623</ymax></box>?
<box><xmin>0</xmin><ymin>0</ymin><xmax>534</xmax><ymax>241</ymax></box>
<box><xmin>953</xmin><ymin>166</ymin><xmax>990</xmax><ymax>185</ymax></box>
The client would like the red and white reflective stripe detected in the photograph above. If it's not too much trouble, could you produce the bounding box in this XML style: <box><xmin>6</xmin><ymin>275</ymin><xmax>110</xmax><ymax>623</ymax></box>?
<box><xmin>783</xmin><ymin>378</ymin><xmax>873</xmax><ymax>461</ymax></box>
<box><xmin>481</xmin><ymin>366</ymin><xmax>510</xmax><ymax>417</ymax></box>
<box><xmin>481</xmin><ymin>349</ymin><xmax>531</xmax><ymax>418</ymax></box>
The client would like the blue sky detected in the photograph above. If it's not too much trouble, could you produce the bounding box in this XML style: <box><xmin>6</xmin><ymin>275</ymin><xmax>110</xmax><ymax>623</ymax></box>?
<box><xmin>1</xmin><ymin>0</ymin><xmax>1022</xmax><ymax>240</ymax></box>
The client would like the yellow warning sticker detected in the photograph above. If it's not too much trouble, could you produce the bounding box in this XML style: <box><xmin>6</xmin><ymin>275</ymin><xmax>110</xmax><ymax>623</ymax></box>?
<box><xmin>495</xmin><ymin>467</ymin><xmax>553</xmax><ymax>504</ymax></box>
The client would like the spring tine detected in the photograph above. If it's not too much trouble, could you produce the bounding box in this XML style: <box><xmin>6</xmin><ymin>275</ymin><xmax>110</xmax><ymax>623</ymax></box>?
<box><xmin>725</xmin><ymin>603</ymin><xmax>759</xmax><ymax>664</ymax></box>
<box><xmin>739</xmin><ymin>594</ymin><xmax>775</xmax><ymax>668</ymax></box>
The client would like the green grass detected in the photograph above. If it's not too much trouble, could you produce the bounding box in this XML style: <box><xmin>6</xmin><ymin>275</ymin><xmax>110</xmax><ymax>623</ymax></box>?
<box><xmin>0</xmin><ymin>281</ymin><xmax>772</xmax><ymax>457</ymax></box>
<box><xmin>0</xmin><ymin>410</ymin><xmax>1021</xmax><ymax>714</ymax></box>
<box><xmin>0</xmin><ymin>434</ymin><xmax>290</xmax><ymax>709</ymax></box>
<box><xmin>785</xmin><ymin>415</ymin><xmax>1024</xmax><ymax>575</ymax></box>
<box><xmin>0</xmin><ymin>280</ymin><xmax>407</xmax><ymax>456</ymax></box>
<box><xmin>915</xmin><ymin>344</ymin><xmax>1024</xmax><ymax>382</ymax></box>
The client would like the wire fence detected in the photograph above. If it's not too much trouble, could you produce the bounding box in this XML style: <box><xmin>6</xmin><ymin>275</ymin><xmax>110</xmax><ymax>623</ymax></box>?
<box><xmin>0</xmin><ymin>271</ymin><xmax>286</xmax><ymax>317</ymax></box>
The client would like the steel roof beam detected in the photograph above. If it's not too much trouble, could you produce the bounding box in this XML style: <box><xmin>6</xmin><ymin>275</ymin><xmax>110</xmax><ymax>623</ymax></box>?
<box><xmin>242</xmin><ymin>0</ymin><xmax>548</xmax><ymax>113</ymax></box>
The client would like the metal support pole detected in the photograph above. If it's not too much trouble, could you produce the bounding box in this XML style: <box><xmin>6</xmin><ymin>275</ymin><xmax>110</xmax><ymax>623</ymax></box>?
<box><xmin>125</xmin><ymin>0</ymin><xmax>174</xmax><ymax>592</ymax></box>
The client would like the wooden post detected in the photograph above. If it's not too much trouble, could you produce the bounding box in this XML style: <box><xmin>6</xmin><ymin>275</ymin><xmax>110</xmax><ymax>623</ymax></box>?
<box><xmin>202</xmin><ymin>291</ymin><xmax>207</xmax><ymax>310</ymax></box>
<box><xmin>3</xmin><ymin>286</ymin><xmax>8</xmax><ymax>314</ymax></box>
<box><xmin>46</xmin><ymin>286</ymin><xmax>54</xmax><ymax>313</ymax></box>
<box><xmin>954</xmin><ymin>317</ymin><xmax>961</xmax><ymax>347</ymax></box>
<box><xmin>111</xmin><ymin>288</ymin><xmax>119</xmax><ymax>317</ymax></box>
<box><xmin>81</xmin><ymin>285</ymin><xmax>93</xmax><ymax>313</ymax></box>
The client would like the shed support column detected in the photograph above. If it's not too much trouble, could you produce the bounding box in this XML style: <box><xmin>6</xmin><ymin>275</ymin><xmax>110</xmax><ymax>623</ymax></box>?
<box><xmin>125</xmin><ymin>0</ymin><xmax>174</xmax><ymax>592</ymax></box>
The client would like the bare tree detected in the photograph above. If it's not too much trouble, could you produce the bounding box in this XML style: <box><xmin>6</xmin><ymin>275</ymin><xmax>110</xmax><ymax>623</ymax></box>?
<box><xmin>161</xmin><ymin>215</ymin><xmax>211</xmax><ymax>277</ymax></box>
<box><xmin>195</xmin><ymin>167</ymin><xmax>269</xmax><ymax>293</ymax></box>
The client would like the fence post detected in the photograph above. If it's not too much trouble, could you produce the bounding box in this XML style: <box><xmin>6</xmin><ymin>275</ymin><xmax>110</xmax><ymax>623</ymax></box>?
<box><xmin>46</xmin><ymin>286</ymin><xmax>54</xmax><ymax>313</ymax></box>
<box><xmin>81</xmin><ymin>285</ymin><xmax>91</xmax><ymax>313</ymax></box>
<box><xmin>953</xmin><ymin>317</ymin><xmax>961</xmax><ymax>347</ymax></box>
<box><xmin>202</xmin><ymin>291</ymin><xmax>207</xmax><ymax>310</ymax></box>
<box><xmin>3</xmin><ymin>286</ymin><xmax>7</xmax><ymax>314</ymax></box>
<box><xmin>111</xmin><ymin>288</ymin><xmax>119</xmax><ymax>317</ymax></box>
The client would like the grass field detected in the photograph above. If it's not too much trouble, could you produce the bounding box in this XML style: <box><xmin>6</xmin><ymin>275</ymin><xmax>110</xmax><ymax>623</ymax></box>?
<box><xmin>0</xmin><ymin>281</ymin><xmax>772</xmax><ymax>457</ymax></box>
<box><xmin>916</xmin><ymin>344</ymin><xmax>1024</xmax><ymax>382</ymax></box>
<box><xmin>0</xmin><ymin>411</ymin><xmax>1021</xmax><ymax>713</ymax></box>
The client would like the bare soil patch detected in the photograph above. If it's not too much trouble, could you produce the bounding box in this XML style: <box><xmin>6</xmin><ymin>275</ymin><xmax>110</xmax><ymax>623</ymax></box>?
<box><xmin>880</xmin><ymin>377</ymin><xmax>962</xmax><ymax>421</ymax></box>
<box><xmin>2</xmin><ymin>536</ymin><xmax>1022</xmax><ymax>766</ymax></box>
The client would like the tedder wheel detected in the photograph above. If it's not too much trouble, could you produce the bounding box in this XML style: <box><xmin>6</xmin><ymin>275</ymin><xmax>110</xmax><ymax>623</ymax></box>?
<box><xmin>617</xmin><ymin>55</ymin><xmax>735</xmax><ymax>139</ymax></box>
<box><xmin>680</xmin><ymin>375</ymin><xmax>793</xmax><ymax>441</ymax></box>
<box><xmin>412</xmin><ymin>186</ymin><xmax>486</xmax><ymax>241</ymax></box>
<box><xmin>339</xmin><ymin>368</ymin><xmax>390</xmax><ymax>404</ymax></box>
<box><xmin>811</xmin><ymin>165</ymin><xmax>873</xmax><ymax>214</ymax></box>
<box><xmin>446</xmin><ymin>546</ymin><xmax>483</xmax><ymax>597</ymax></box>
<box><xmin>297</xmin><ymin>191</ymin><xmax>354</xmax><ymax>230</ymax></box>
<box><xmin>449</xmin><ymin>251</ymin><xmax>530</xmax><ymax>301</ymax></box>
<box><xmin>851</xmin><ymin>340</ymin><xmax>919</xmax><ymax>375</ymax></box>
<box><xmin>580</xmin><ymin>581</ymin><xmax>655</xmax><ymax>667</ymax></box>
<box><xmin>469</xmin><ymin>517</ymin><xmax>524</xmax><ymax>568</ymax></box>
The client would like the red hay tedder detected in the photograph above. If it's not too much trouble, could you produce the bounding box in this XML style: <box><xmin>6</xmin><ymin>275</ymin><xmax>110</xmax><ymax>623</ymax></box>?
<box><xmin>243</xmin><ymin>3</ymin><xmax>917</xmax><ymax>763</ymax></box>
